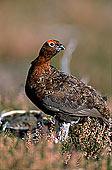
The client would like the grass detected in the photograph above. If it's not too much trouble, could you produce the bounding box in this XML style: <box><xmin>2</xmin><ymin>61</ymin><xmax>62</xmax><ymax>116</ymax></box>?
<box><xmin>0</xmin><ymin>94</ymin><xmax>112</xmax><ymax>170</ymax></box>
<box><xmin>0</xmin><ymin>113</ymin><xmax>111</xmax><ymax>170</ymax></box>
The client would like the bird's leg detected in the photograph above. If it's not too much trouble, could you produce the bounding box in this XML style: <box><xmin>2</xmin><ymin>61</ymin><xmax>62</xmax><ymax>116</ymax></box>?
<box><xmin>54</xmin><ymin>121</ymin><xmax>70</xmax><ymax>143</ymax></box>
<box><xmin>70</xmin><ymin>117</ymin><xmax>80</xmax><ymax>125</ymax></box>
<box><xmin>58</xmin><ymin>118</ymin><xmax>81</xmax><ymax>142</ymax></box>
<box><xmin>40</xmin><ymin>119</ymin><xmax>45</xmax><ymax>127</ymax></box>
<box><xmin>55</xmin><ymin>118</ymin><xmax>80</xmax><ymax>143</ymax></box>
<box><xmin>59</xmin><ymin>122</ymin><xmax>71</xmax><ymax>141</ymax></box>
<box><xmin>54</xmin><ymin>119</ymin><xmax>61</xmax><ymax>144</ymax></box>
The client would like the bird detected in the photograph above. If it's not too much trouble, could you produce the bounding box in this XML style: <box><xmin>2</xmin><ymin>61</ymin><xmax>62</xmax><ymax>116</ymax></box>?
<box><xmin>25</xmin><ymin>40</ymin><xmax>110</xmax><ymax>127</ymax></box>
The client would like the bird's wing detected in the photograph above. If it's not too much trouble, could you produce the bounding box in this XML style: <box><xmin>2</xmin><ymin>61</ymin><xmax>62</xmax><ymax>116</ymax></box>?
<box><xmin>42</xmin><ymin>94</ymin><xmax>102</xmax><ymax>118</ymax></box>
<box><xmin>42</xmin><ymin>71</ymin><xmax>102</xmax><ymax>119</ymax></box>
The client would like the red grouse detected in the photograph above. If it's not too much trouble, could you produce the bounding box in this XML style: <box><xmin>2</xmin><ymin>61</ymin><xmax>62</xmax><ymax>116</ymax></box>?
<box><xmin>25</xmin><ymin>40</ymin><xmax>110</xmax><ymax>126</ymax></box>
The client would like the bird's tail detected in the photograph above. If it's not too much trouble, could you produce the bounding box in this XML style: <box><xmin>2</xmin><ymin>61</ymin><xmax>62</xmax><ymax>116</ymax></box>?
<box><xmin>101</xmin><ymin>117</ymin><xmax>111</xmax><ymax>127</ymax></box>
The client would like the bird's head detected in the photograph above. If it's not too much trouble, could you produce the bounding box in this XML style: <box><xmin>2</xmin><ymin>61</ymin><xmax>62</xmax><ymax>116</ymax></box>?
<box><xmin>38</xmin><ymin>40</ymin><xmax>65</xmax><ymax>61</ymax></box>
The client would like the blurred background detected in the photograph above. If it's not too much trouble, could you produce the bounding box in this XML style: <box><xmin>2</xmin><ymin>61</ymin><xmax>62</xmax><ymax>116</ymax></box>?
<box><xmin>0</xmin><ymin>0</ymin><xmax>111</xmax><ymax>111</ymax></box>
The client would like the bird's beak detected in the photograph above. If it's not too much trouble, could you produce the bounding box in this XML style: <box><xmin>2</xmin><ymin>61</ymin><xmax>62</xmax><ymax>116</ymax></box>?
<box><xmin>56</xmin><ymin>44</ymin><xmax>65</xmax><ymax>52</ymax></box>
<box><xmin>60</xmin><ymin>44</ymin><xmax>65</xmax><ymax>50</ymax></box>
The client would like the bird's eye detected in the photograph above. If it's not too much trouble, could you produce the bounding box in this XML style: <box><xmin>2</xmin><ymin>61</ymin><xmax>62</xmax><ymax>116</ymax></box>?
<box><xmin>49</xmin><ymin>42</ymin><xmax>55</xmax><ymax>47</ymax></box>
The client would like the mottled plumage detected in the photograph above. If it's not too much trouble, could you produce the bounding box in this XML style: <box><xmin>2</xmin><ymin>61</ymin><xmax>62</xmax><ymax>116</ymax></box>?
<box><xmin>25</xmin><ymin>40</ymin><xmax>110</xmax><ymax>125</ymax></box>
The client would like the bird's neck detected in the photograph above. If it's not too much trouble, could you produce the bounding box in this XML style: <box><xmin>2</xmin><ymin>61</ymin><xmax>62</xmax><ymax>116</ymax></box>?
<box><xmin>31</xmin><ymin>56</ymin><xmax>51</xmax><ymax>76</ymax></box>
<box><xmin>31</xmin><ymin>54</ymin><xmax>51</xmax><ymax>65</ymax></box>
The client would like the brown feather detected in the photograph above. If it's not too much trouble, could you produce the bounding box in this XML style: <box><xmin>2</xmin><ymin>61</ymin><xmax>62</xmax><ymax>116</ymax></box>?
<box><xmin>25</xmin><ymin>40</ymin><xmax>110</xmax><ymax>126</ymax></box>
